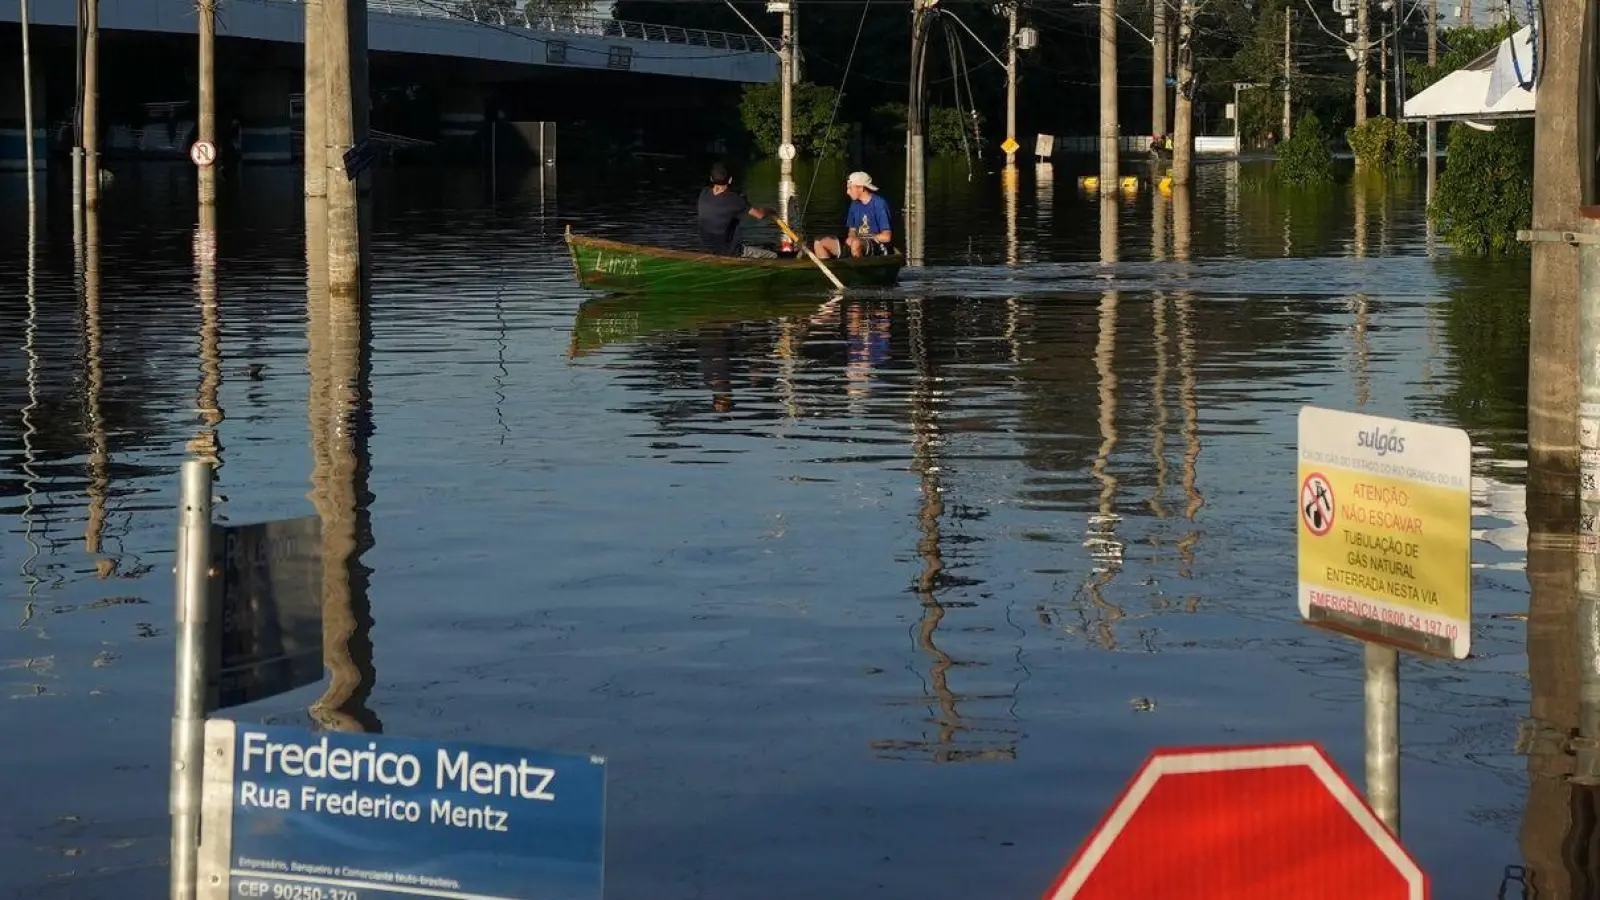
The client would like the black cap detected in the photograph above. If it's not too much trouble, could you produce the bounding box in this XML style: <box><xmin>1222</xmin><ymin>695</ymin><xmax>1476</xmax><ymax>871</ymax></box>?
<box><xmin>709</xmin><ymin>162</ymin><xmax>731</xmax><ymax>185</ymax></box>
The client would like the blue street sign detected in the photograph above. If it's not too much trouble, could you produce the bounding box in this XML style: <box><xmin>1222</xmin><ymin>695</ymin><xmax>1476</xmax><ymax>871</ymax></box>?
<box><xmin>200</xmin><ymin>720</ymin><xmax>605</xmax><ymax>900</ymax></box>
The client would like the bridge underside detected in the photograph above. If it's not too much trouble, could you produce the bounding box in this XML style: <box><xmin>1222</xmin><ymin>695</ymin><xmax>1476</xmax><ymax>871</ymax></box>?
<box><xmin>0</xmin><ymin>23</ymin><xmax>751</xmax><ymax>163</ymax></box>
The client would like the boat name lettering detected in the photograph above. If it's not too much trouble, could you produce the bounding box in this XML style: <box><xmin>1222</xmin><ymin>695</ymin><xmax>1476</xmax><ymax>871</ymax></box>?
<box><xmin>593</xmin><ymin>251</ymin><xmax>640</xmax><ymax>277</ymax></box>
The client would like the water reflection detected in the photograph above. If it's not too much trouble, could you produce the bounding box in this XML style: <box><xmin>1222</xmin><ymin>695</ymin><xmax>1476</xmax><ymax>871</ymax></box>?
<box><xmin>0</xmin><ymin>159</ymin><xmax>1547</xmax><ymax>898</ymax></box>
<box><xmin>305</xmin><ymin>198</ymin><xmax>381</xmax><ymax>734</ymax></box>
<box><xmin>186</xmin><ymin>207</ymin><xmax>224</xmax><ymax>468</ymax></box>
<box><xmin>1517</xmin><ymin>481</ymin><xmax>1591</xmax><ymax>897</ymax></box>
<box><xmin>19</xmin><ymin>202</ymin><xmax>43</xmax><ymax>628</ymax></box>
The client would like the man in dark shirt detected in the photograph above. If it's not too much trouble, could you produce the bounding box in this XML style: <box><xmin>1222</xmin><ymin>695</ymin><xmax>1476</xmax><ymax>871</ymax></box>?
<box><xmin>697</xmin><ymin>162</ymin><xmax>777</xmax><ymax>258</ymax></box>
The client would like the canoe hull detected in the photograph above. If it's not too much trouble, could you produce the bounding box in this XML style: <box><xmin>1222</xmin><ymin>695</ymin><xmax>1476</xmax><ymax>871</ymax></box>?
<box><xmin>564</xmin><ymin>229</ymin><xmax>902</xmax><ymax>294</ymax></box>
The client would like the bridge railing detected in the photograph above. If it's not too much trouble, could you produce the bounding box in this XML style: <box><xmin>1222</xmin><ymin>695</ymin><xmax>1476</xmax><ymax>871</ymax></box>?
<box><xmin>353</xmin><ymin>0</ymin><xmax>773</xmax><ymax>53</ymax></box>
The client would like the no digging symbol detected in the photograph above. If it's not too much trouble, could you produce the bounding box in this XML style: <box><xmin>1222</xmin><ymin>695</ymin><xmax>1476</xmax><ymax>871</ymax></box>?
<box><xmin>1301</xmin><ymin>472</ymin><xmax>1335</xmax><ymax>537</ymax></box>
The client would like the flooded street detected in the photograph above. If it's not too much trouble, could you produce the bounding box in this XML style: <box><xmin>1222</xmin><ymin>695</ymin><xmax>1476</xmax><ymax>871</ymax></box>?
<box><xmin>1</xmin><ymin>157</ymin><xmax>1540</xmax><ymax>898</ymax></box>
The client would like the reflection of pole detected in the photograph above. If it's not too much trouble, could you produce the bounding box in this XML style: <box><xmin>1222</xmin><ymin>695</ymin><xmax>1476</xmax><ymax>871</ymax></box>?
<box><xmin>1085</xmin><ymin>285</ymin><xmax>1124</xmax><ymax>648</ymax></box>
<box><xmin>1152</xmin><ymin>185</ymin><xmax>1168</xmax><ymax>261</ymax></box>
<box><xmin>1175</xmin><ymin>290</ymin><xmax>1202</xmax><ymax>583</ymax></box>
<box><xmin>1100</xmin><ymin>187</ymin><xmax>1118</xmax><ymax>265</ymax></box>
<box><xmin>1004</xmin><ymin>167</ymin><xmax>1018</xmax><ymax>265</ymax></box>
<box><xmin>20</xmin><ymin>201</ymin><xmax>41</xmax><ymax>616</ymax></box>
<box><xmin>1172</xmin><ymin>184</ymin><xmax>1191</xmax><ymax>262</ymax></box>
<box><xmin>84</xmin><ymin>208</ymin><xmax>110</xmax><ymax>561</ymax></box>
<box><xmin>170</xmin><ymin>460</ymin><xmax>214</xmax><ymax>900</ymax></box>
<box><xmin>187</xmin><ymin>205</ymin><xmax>224</xmax><ymax>467</ymax></box>
<box><xmin>306</xmin><ymin>196</ymin><xmax>381</xmax><ymax>734</ymax></box>
<box><xmin>1149</xmin><ymin>292</ymin><xmax>1169</xmax><ymax>519</ymax></box>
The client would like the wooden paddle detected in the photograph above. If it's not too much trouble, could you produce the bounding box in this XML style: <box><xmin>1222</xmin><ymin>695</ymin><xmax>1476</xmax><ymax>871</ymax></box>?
<box><xmin>773</xmin><ymin>217</ymin><xmax>846</xmax><ymax>292</ymax></box>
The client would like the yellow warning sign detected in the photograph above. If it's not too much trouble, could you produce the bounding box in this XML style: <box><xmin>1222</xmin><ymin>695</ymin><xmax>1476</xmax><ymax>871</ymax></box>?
<box><xmin>1296</xmin><ymin>406</ymin><xmax>1472</xmax><ymax>660</ymax></box>
<box><xmin>1001</xmin><ymin>136</ymin><xmax>1020</xmax><ymax>155</ymax></box>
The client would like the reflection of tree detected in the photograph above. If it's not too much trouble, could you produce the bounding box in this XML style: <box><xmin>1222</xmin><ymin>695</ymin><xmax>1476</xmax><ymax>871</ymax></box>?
<box><xmin>305</xmin><ymin>200</ymin><xmax>381</xmax><ymax>734</ymax></box>
<box><xmin>1174</xmin><ymin>291</ymin><xmax>1203</xmax><ymax>587</ymax></box>
<box><xmin>1516</xmin><ymin>476</ymin><xmax>1595</xmax><ymax>897</ymax></box>
<box><xmin>1429</xmin><ymin>257</ymin><xmax>1531</xmax><ymax>469</ymax></box>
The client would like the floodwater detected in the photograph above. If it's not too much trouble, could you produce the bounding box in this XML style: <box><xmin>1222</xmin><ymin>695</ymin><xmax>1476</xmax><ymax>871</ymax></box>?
<box><xmin>0</xmin><ymin>154</ymin><xmax>1547</xmax><ymax>898</ymax></box>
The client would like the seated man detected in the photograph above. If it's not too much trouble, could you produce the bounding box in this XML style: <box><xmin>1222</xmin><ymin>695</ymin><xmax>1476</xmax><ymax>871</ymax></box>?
<box><xmin>697</xmin><ymin>162</ymin><xmax>777</xmax><ymax>258</ymax></box>
<box><xmin>813</xmin><ymin>172</ymin><xmax>894</xmax><ymax>259</ymax></box>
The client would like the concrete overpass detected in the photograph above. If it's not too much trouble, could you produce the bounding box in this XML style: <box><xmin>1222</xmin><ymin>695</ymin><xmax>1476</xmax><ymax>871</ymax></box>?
<box><xmin>0</xmin><ymin>0</ymin><xmax>777</xmax><ymax>166</ymax></box>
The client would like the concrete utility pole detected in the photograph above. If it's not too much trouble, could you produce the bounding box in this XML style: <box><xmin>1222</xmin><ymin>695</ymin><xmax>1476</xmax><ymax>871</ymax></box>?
<box><xmin>1153</xmin><ymin>0</ymin><xmax>1168</xmax><ymax>139</ymax></box>
<box><xmin>779</xmin><ymin>0</ymin><xmax>794</xmax><ymax>220</ymax></box>
<box><xmin>1282</xmin><ymin>8</ymin><xmax>1292</xmax><ymax>140</ymax></box>
<box><xmin>1005</xmin><ymin>1</ymin><xmax>1018</xmax><ymax>170</ymax></box>
<box><xmin>906</xmin><ymin>0</ymin><xmax>936</xmax><ymax>265</ymax></box>
<box><xmin>84</xmin><ymin>0</ymin><xmax>98</xmax><ymax>207</ymax></box>
<box><xmin>73</xmin><ymin>0</ymin><xmax>84</xmax><ymax>218</ymax></box>
<box><xmin>1099</xmin><ymin>0</ymin><xmax>1119</xmax><ymax>190</ymax></box>
<box><xmin>1524</xmin><ymin>0</ymin><xmax>1585</xmax><ymax>498</ymax></box>
<box><xmin>1424</xmin><ymin>0</ymin><xmax>1436</xmax><ymax>202</ymax></box>
<box><xmin>1172</xmin><ymin>0</ymin><xmax>1194</xmax><ymax>185</ymax></box>
<box><xmin>324</xmin><ymin>0</ymin><xmax>364</xmax><ymax>294</ymax></box>
<box><xmin>1354</xmin><ymin>0</ymin><xmax>1368</xmax><ymax>127</ymax></box>
<box><xmin>198</xmin><ymin>0</ymin><xmax>216</xmax><ymax>210</ymax></box>
<box><xmin>305</xmin><ymin>0</ymin><xmax>327</xmax><ymax>203</ymax></box>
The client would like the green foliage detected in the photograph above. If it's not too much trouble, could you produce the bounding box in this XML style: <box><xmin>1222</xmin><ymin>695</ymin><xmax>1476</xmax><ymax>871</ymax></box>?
<box><xmin>738</xmin><ymin>81</ymin><xmax>849</xmax><ymax>159</ymax></box>
<box><xmin>1405</xmin><ymin>23</ymin><xmax>1517</xmax><ymax>93</ymax></box>
<box><xmin>1428</xmin><ymin>120</ymin><xmax>1533</xmax><ymax>256</ymax></box>
<box><xmin>1275</xmin><ymin>112</ymin><xmax>1335</xmax><ymax>185</ymax></box>
<box><xmin>871</xmin><ymin>103</ymin><xmax>984</xmax><ymax>157</ymax></box>
<box><xmin>1345</xmin><ymin>116</ymin><xmax>1419</xmax><ymax>168</ymax></box>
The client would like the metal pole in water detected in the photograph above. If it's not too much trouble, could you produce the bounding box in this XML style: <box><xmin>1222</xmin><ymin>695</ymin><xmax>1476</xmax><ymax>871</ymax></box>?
<box><xmin>1363</xmin><ymin>642</ymin><xmax>1400</xmax><ymax>834</ymax></box>
<box><xmin>170</xmin><ymin>459</ymin><xmax>213</xmax><ymax>900</ymax></box>
<box><xmin>73</xmin><ymin>0</ymin><xmax>85</xmax><ymax>223</ymax></box>
<box><xmin>84</xmin><ymin>0</ymin><xmax>99</xmax><ymax>207</ymax></box>
<box><xmin>198</xmin><ymin>0</ymin><xmax>217</xmax><ymax>210</ymax></box>
<box><xmin>1097</xmin><ymin>0</ymin><xmax>1118</xmax><ymax>191</ymax></box>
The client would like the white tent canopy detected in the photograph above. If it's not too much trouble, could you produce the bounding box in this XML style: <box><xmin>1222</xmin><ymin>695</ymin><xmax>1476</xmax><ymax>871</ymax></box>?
<box><xmin>1401</xmin><ymin>24</ymin><xmax>1537</xmax><ymax>122</ymax></box>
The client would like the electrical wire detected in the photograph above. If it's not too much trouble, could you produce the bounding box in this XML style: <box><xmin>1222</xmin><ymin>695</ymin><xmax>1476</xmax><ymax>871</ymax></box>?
<box><xmin>798</xmin><ymin>0</ymin><xmax>871</xmax><ymax>217</ymax></box>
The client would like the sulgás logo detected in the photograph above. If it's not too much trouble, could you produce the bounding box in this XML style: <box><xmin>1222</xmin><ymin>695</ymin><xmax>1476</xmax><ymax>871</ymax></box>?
<box><xmin>1357</xmin><ymin>425</ymin><xmax>1406</xmax><ymax>456</ymax></box>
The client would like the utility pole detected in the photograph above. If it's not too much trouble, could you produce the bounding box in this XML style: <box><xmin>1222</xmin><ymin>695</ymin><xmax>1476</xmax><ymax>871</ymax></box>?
<box><xmin>1424</xmin><ymin>0</ymin><xmax>1436</xmax><ymax>202</ymax></box>
<box><xmin>1282</xmin><ymin>8</ymin><xmax>1292</xmax><ymax>140</ymax></box>
<box><xmin>1099</xmin><ymin>0</ymin><xmax>1119</xmax><ymax>190</ymax></box>
<box><xmin>1153</xmin><ymin>0</ymin><xmax>1167</xmax><ymax>139</ymax></box>
<box><xmin>73</xmin><ymin>0</ymin><xmax>84</xmax><ymax>219</ymax></box>
<box><xmin>83</xmin><ymin>0</ymin><xmax>98</xmax><ymax>207</ymax></box>
<box><xmin>1172</xmin><ymin>0</ymin><xmax>1194</xmax><ymax>185</ymax></box>
<box><xmin>198</xmin><ymin>0</ymin><xmax>216</xmax><ymax>210</ymax></box>
<box><xmin>325</xmin><ymin>0</ymin><xmax>361</xmax><ymax>294</ymax></box>
<box><xmin>19</xmin><ymin>0</ymin><xmax>35</xmax><ymax>218</ymax></box>
<box><xmin>305</xmin><ymin>0</ymin><xmax>327</xmax><ymax>203</ymax></box>
<box><xmin>1354</xmin><ymin>0</ymin><xmax>1368</xmax><ymax>128</ymax></box>
<box><xmin>778</xmin><ymin>0</ymin><xmax>794</xmax><ymax>221</ymax></box>
<box><xmin>1005</xmin><ymin>1</ymin><xmax>1018</xmax><ymax>171</ymax></box>
<box><xmin>906</xmin><ymin>0</ymin><xmax>935</xmax><ymax>265</ymax></box>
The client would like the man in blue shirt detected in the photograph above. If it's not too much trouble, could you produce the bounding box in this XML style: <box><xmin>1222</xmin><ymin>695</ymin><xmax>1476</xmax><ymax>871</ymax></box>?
<box><xmin>812</xmin><ymin>171</ymin><xmax>894</xmax><ymax>259</ymax></box>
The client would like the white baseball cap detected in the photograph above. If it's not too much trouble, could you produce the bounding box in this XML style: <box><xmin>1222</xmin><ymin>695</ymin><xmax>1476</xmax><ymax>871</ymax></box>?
<box><xmin>847</xmin><ymin>171</ymin><xmax>878</xmax><ymax>191</ymax></box>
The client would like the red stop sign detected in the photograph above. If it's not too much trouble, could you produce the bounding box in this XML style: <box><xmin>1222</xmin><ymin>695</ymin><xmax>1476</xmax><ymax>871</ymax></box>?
<box><xmin>1042</xmin><ymin>743</ymin><xmax>1428</xmax><ymax>900</ymax></box>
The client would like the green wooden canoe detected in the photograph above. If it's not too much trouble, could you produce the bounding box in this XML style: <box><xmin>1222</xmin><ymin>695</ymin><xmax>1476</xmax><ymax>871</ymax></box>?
<box><xmin>564</xmin><ymin>226</ymin><xmax>904</xmax><ymax>295</ymax></box>
<box><xmin>567</xmin><ymin>292</ymin><xmax>832</xmax><ymax>358</ymax></box>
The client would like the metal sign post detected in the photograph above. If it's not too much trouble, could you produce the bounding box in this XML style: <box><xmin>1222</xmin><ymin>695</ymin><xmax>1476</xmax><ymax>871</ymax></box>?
<box><xmin>171</xmin><ymin>459</ymin><xmax>215</xmax><ymax>900</ymax></box>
